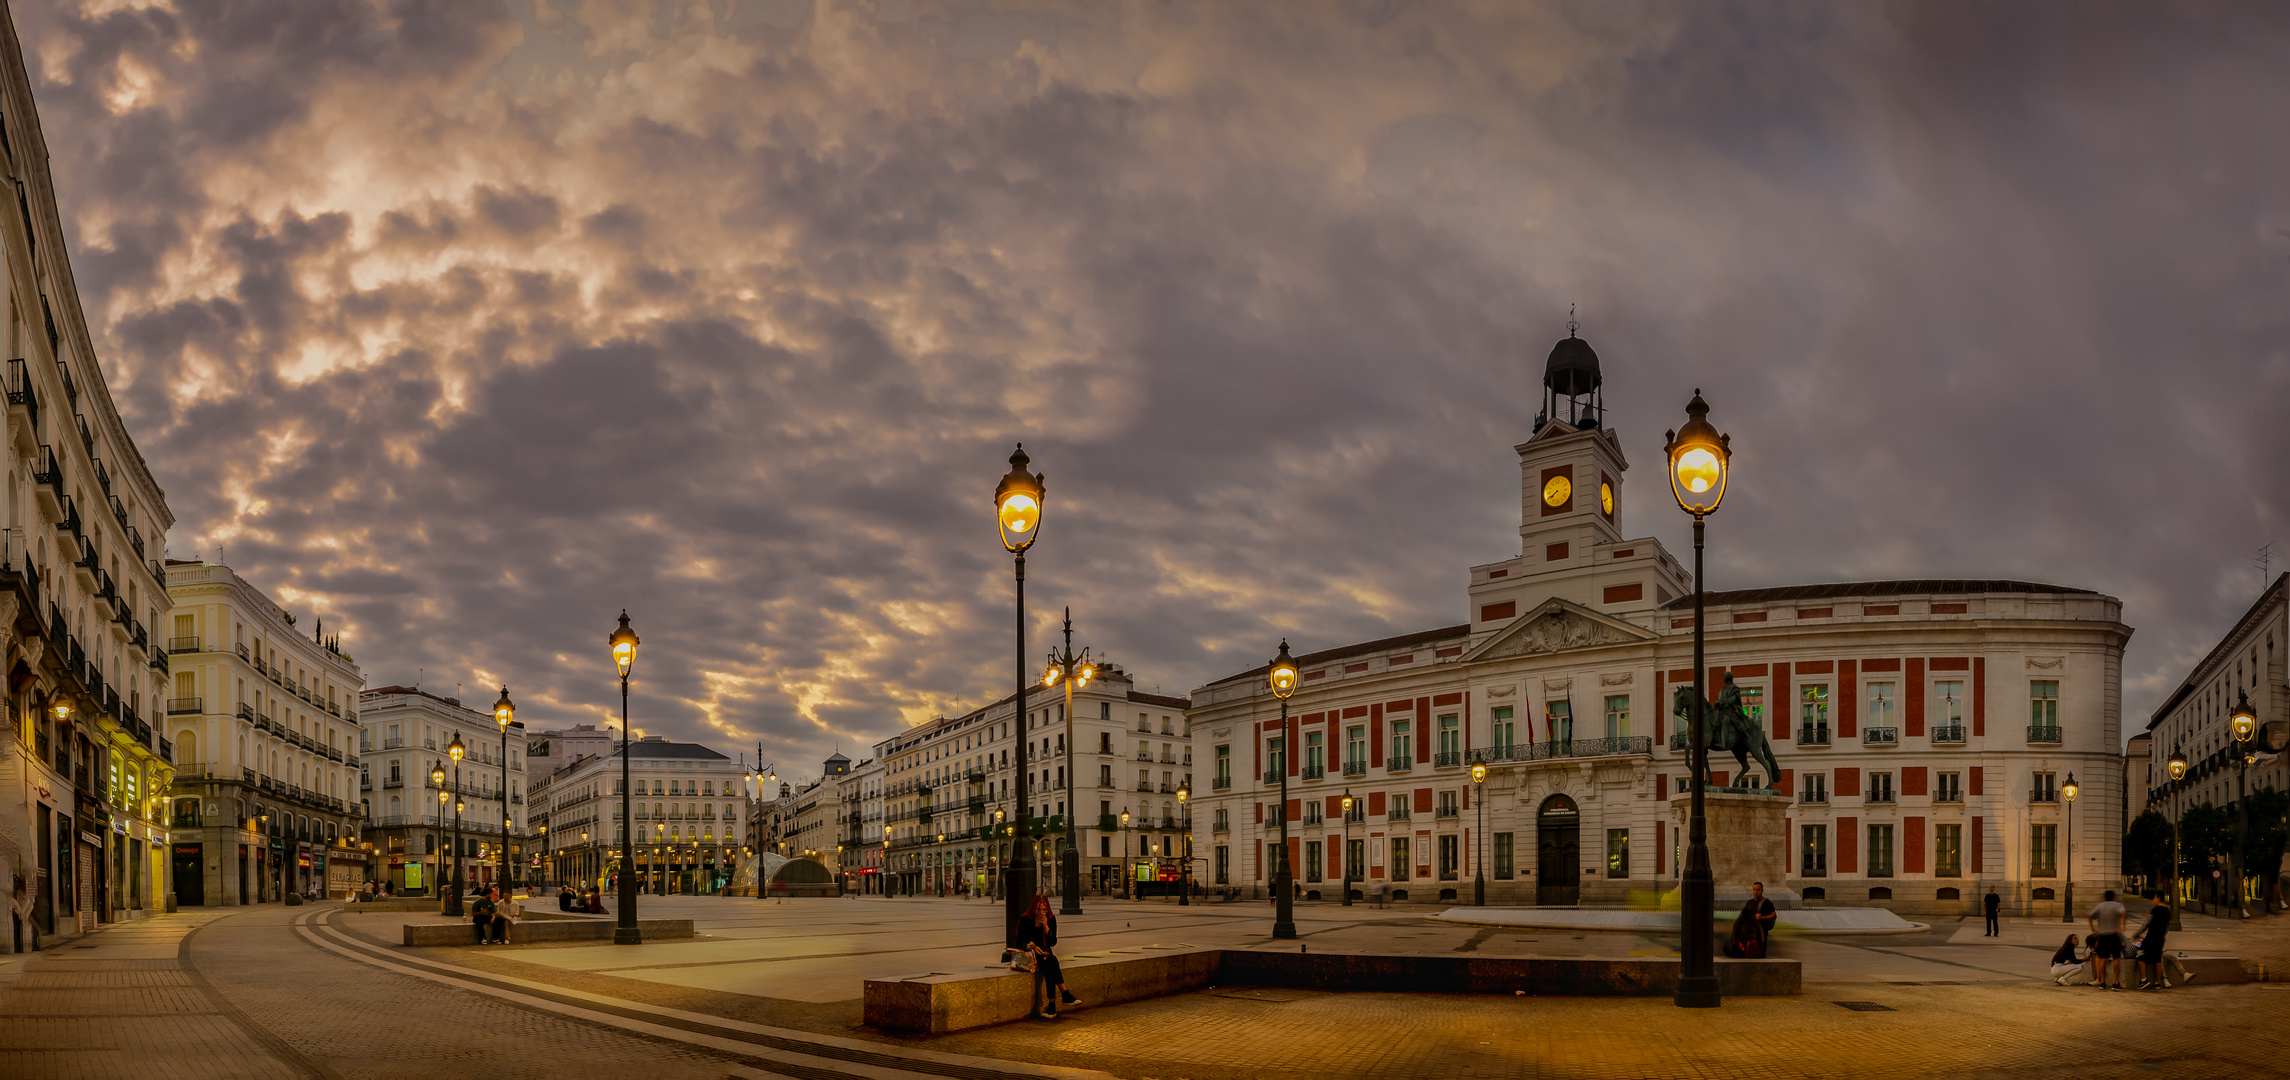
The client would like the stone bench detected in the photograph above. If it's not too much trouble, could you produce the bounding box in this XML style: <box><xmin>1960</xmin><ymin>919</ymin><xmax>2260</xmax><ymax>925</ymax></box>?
<box><xmin>863</xmin><ymin>947</ymin><xmax>1798</xmax><ymax>1034</ymax></box>
<box><xmin>402</xmin><ymin>916</ymin><xmax>695</xmax><ymax>946</ymax></box>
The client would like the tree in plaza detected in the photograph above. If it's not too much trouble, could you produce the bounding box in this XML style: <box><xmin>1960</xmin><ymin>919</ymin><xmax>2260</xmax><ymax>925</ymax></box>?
<box><xmin>2240</xmin><ymin>787</ymin><xmax>2289</xmax><ymax>914</ymax></box>
<box><xmin>2123</xmin><ymin>809</ymin><xmax>2175</xmax><ymax>892</ymax></box>
<box><xmin>2178</xmin><ymin>803</ymin><xmax>2233</xmax><ymax>912</ymax></box>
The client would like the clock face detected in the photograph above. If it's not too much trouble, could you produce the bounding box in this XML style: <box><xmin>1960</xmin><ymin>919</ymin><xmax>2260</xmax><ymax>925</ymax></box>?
<box><xmin>1542</xmin><ymin>474</ymin><xmax>1571</xmax><ymax>508</ymax></box>
<box><xmin>1600</xmin><ymin>481</ymin><xmax>1614</xmax><ymax>516</ymax></box>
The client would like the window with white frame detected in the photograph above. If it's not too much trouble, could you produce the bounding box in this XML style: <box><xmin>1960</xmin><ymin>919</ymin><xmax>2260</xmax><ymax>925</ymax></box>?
<box><xmin>1867</xmin><ymin>682</ymin><xmax>1896</xmax><ymax>732</ymax></box>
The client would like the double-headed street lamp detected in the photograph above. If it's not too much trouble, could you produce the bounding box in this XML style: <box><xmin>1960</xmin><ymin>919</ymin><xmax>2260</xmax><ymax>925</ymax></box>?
<box><xmin>1176</xmin><ymin>786</ymin><xmax>1191</xmax><ymax>906</ymax></box>
<box><xmin>1472</xmin><ymin>762</ymin><xmax>1488</xmax><ymax>906</ymax></box>
<box><xmin>1118</xmin><ymin>809</ymin><xmax>1131</xmax><ymax>899</ymax></box>
<box><xmin>1269</xmin><ymin>640</ymin><xmax>1300</xmax><ymax>939</ymax></box>
<box><xmin>1664</xmin><ymin>390</ymin><xmax>1731</xmax><ymax>1010</ymax></box>
<box><xmin>2232</xmin><ymin>690</ymin><xmax>2258</xmax><ymax>917</ymax></box>
<box><xmin>611</xmin><ymin>611</ymin><xmax>643</xmax><ymax>945</ymax></box>
<box><xmin>1042</xmin><ymin>608</ymin><xmax>1095</xmax><ymax>915</ymax></box>
<box><xmin>2061</xmin><ymin>772</ymin><xmax>2079</xmax><ymax>922</ymax></box>
<box><xmin>432</xmin><ymin>767</ymin><xmax>447</xmax><ymax>897</ymax></box>
<box><xmin>447</xmin><ymin>735</ymin><xmax>467</xmax><ymax>915</ymax></box>
<box><xmin>996</xmin><ymin>444</ymin><xmax>1046</xmax><ymax>947</ymax></box>
<box><xmin>494</xmin><ymin>687</ymin><xmax>516</xmax><ymax>895</ymax></box>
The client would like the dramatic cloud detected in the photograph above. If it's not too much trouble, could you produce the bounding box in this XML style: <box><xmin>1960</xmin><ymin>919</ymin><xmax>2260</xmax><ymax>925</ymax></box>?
<box><xmin>18</xmin><ymin>0</ymin><xmax>2290</xmax><ymax>775</ymax></box>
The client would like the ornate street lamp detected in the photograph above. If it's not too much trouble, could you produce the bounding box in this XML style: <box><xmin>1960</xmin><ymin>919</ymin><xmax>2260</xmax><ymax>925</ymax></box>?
<box><xmin>432</xmin><ymin>766</ymin><xmax>447</xmax><ymax>898</ymax></box>
<box><xmin>1341</xmin><ymin>791</ymin><xmax>1356</xmax><ymax>906</ymax></box>
<box><xmin>2061</xmin><ymin>772</ymin><xmax>2079</xmax><ymax>923</ymax></box>
<box><xmin>2166</xmin><ymin>744</ymin><xmax>2188</xmax><ymax>905</ymax></box>
<box><xmin>2232</xmin><ymin>689</ymin><xmax>2258</xmax><ymax>917</ymax></box>
<box><xmin>1471</xmin><ymin>762</ymin><xmax>1489</xmax><ymax>906</ymax></box>
<box><xmin>1119</xmin><ymin>809</ymin><xmax>1131</xmax><ymax>899</ymax></box>
<box><xmin>1043</xmin><ymin>607</ymin><xmax>1095</xmax><ymax>915</ymax></box>
<box><xmin>1269</xmin><ymin>639</ymin><xmax>1300</xmax><ymax>939</ymax></box>
<box><xmin>446</xmin><ymin>735</ymin><xmax>467</xmax><ymax>915</ymax></box>
<box><xmin>610</xmin><ymin>611</ymin><xmax>642</xmax><ymax>944</ymax></box>
<box><xmin>1663</xmin><ymin>389</ymin><xmax>1731</xmax><ymax>1010</ymax></box>
<box><xmin>494</xmin><ymin>686</ymin><xmax>516</xmax><ymax>896</ymax></box>
<box><xmin>996</xmin><ymin>444</ymin><xmax>1045</xmax><ymax>946</ymax></box>
<box><xmin>1176</xmin><ymin>786</ymin><xmax>1191</xmax><ymax>906</ymax></box>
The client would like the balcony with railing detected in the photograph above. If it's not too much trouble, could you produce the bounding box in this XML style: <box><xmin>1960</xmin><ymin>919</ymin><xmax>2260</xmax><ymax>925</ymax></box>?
<box><xmin>1211</xmin><ymin>776</ymin><xmax>1231</xmax><ymax>790</ymax></box>
<box><xmin>1212</xmin><ymin>819</ymin><xmax>1230</xmax><ymax>833</ymax></box>
<box><xmin>1862</xmin><ymin>727</ymin><xmax>1897</xmax><ymax>746</ymax></box>
<box><xmin>2029</xmin><ymin>789</ymin><xmax>2059</xmax><ymax>803</ymax></box>
<box><xmin>1930</xmin><ymin>724</ymin><xmax>1966</xmax><ymax>745</ymax></box>
<box><xmin>1865</xmin><ymin>791</ymin><xmax>1895</xmax><ymax>804</ymax></box>
<box><xmin>2027</xmin><ymin>726</ymin><xmax>2063</xmax><ymax>745</ymax></box>
<box><xmin>1435</xmin><ymin>806</ymin><xmax>1461</xmax><ymax>819</ymax></box>
<box><xmin>1260</xmin><ymin>770</ymin><xmax>1281</xmax><ymax>785</ymax></box>
<box><xmin>1341</xmin><ymin>760</ymin><xmax>1368</xmax><ymax>777</ymax></box>
<box><xmin>1433</xmin><ymin>751</ymin><xmax>1463</xmax><ymax>768</ymax></box>
<box><xmin>166</xmin><ymin>697</ymin><xmax>202</xmax><ymax>715</ymax></box>
<box><xmin>1301</xmin><ymin>764</ymin><xmax>1325</xmax><ymax>780</ymax></box>
<box><xmin>1797</xmin><ymin>725</ymin><xmax>1832</xmax><ymax>747</ymax></box>
<box><xmin>167</xmin><ymin>635</ymin><xmax>200</xmax><ymax>654</ymax></box>
<box><xmin>1469</xmin><ymin>736</ymin><xmax>1654</xmax><ymax>764</ymax></box>
<box><xmin>1800</xmin><ymin>791</ymin><xmax>1828</xmax><ymax>804</ymax></box>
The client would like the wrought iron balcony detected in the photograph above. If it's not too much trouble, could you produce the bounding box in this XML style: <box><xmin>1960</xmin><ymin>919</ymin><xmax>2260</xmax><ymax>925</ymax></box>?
<box><xmin>1386</xmin><ymin>758</ymin><xmax>1413</xmax><ymax>772</ymax></box>
<box><xmin>1471</xmin><ymin>737</ymin><xmax>1655</xmax><ymax>764</ymax></box>
<box><xmin>1301</xmin><ymin>764</ymin><xmax>1325</xmax><ymax>780</ymax></box>
<box><xmin>2027</xmin><ymin>726</ymin><xmax>2063</xmax><ymax>745</ymax></box>
<box><xmin>1930</xmin><ymin>724</ymin><xmax>1966</xmax><ymax>744</ymax></box>
<box><xmin>1797</xmin><ymin>726</ymin><xmax>1832</xmax><ymax>747</ymax></box>
<box><xmin>2029</xmin><ymin>790</ymin><xmax>2059</xmax><ymax>803</ymax></box>
<box><xmin>1433</xmin><ymin>752</ymin><xmax>1463</xmax><ymax>768</ymax></box>
<box><xmin>1434</xmin><ymin>806</ymin><xmax>1460</xmax><ymax>818</ymax></box>
<box><xmin>1800</xmin><ymin>791</ymin><xmax>1828</xmax><ymax>804</ymax></box>
<box><xmin>1862</xmin><ymin>727</ymin><xmax>1898</xmax><ymax>746</ymax></box>
<box><xmin>166</xmin><ymin>697</ymin><xmax>201</xmax><ymax>715</ymax></box>
<box><xmin>1212</xmin><ymin>776</ymin><xmax>1231</xmax><ymax>789</ymax></box>
<box><xmin>1341</xmin><ymin>760</ymin><xmax>1368</xmax><ymax>777</ymax></box>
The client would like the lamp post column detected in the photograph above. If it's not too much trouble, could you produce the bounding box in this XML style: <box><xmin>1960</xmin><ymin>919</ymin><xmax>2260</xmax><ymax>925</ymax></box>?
<box><xmin>451</xmin><ymin>765</ymin><xmax>464</xmax><ymax>917</ymax></box>
<box><xmin>1472</xmin><ymin>763</ymin><xmax>1487</xmax><ymax>906</ymax></box>
<box><xmin>1676</xmin><ymin>513</ymin><xmax>1718</xmax><ymax>1007</ymax></box>
<box><xmin>1273</xmin><ymin>694</ymin><xmax>1296</xmax><ymax>939</ymax></box>
<box><xmin>994</xmin><ymin>445</ymin><xmax>1045</xmax><ymax>948</ymax></box>
<box><xmin>611</xmin><ymin>612</ymin><xmax>642</xmax><ymax>945</ymax></box>
<box><xmin>1342</xmin><ymin>792</ymin><xmax>1355</xmax><ymax>907</ymax></box>
<box><xmin>496</xmin><ymin>687</ymin><xmax>515</xmax><ymax>897</ymax></box>
<box><xmin>2062</xmin><ymin>773</ymin><xmax>2077</xmax><ymax>923</ymax></box>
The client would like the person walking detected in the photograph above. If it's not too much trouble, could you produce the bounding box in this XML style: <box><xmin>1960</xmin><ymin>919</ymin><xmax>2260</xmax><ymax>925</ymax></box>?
<box><xmin>2132</xmin><ymin>892</ymin><xmax>2195</xmax><ymax>989</ymax></box>
<box><xmin>2086</xmin><ymin>890</ymin><xmax>2129</xmax><ymax>990</ymax></box>
<box><xmin>1016</xmin><ymin>894</ymin><xmax>1079</xmax><ymax>1019</ymax></box>
<box><xmin>1984</xmin><ymin>886</ymin><xmax>2002</xmax><ymax>937</ymax></box>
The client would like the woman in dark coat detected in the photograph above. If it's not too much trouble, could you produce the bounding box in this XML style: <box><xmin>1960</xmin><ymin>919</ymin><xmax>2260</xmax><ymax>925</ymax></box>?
<box><xmin>1016</xmin><ymin>894</ymin><xmax>1080</xmax><ymax>1018</ymax></box>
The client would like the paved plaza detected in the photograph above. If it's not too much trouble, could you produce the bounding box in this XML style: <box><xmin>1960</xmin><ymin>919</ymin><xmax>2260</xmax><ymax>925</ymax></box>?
<box><xmin>4</xmin><ymin>895</ymin><xmax>2287</xmax><ymax>1079</ymax></box>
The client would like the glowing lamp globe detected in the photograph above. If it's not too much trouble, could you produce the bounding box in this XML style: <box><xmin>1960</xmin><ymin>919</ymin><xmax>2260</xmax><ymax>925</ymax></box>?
<box><xmin>994</xmin><ymin>444</ymin><xmax>1046</xmax><ymax>554</ymax></box>
<box><xmin>1268</xmin><ymin>640</ymin><xmax>1301</xmax><ymax>700</ymax></box>
<box><xmin>1662</xmin><ymin>391</ymin><xmax>1732</xmax><ymax>516</ymax></box>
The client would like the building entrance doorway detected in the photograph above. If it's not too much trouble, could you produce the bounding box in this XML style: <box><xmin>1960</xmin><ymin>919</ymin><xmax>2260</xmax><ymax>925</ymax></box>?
<box><xmin>1536</xmin><ymin>794</ymin><xmax>1580</xmax><ymax>906</ymax></box>
<box><xmin>173</xmin><ymin>844</ymin><xmax>204</xmax><ymax>907</ymax></box>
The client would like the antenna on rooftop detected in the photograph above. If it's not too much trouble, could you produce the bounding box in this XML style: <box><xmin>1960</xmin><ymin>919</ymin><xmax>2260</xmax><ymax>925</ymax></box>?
<box><xmin>2260</xmin><ymin>542</ymin><xmax>2280</xmax><ymax>591</ymax></box>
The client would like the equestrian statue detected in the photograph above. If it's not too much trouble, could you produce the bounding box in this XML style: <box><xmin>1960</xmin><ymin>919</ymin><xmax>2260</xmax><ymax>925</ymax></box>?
<box><xmin>1672</xmin><ymin>672</ymin><xmax>1782</xmax><ymax>793</ymax></box>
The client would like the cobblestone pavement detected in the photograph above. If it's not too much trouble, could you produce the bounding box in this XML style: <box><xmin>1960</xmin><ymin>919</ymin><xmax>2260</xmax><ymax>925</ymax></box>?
<box><xmin>12</xmin><ymin>895</ymin><xmax>2290</xmax><ymax>1079</ymax></box>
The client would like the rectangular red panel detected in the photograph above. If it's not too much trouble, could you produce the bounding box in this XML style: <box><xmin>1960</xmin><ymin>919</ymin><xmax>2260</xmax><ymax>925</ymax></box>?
<box><xmin>1672</xmin><ymin>618</ymin><xmax>1695</xmax><ymax>629</ymax></box>
<box><xmin>1931</xmin><ymin>603</ymin><xmax>1968</xmax><ymax>614</ymax></box>
<box><xmin>1839</xmin><ymin>659</ymin><xmax>1858</xmax><ymax>738</ymax></box>
<box><xmin>1905</xmin><ymin>817</ymin><xmax>1926</xmax><ymax>874</ymax></box>
<box><xmin>1325</xmin><ymin>795</ymin><xmax>1342</xmax><ymax>817</ymax></box>
<box><xmin>1432</xmin><ymin>693</ymin><xmax>1463</xmax><ymax>708</ymax></box>
<box><xmin>1797</xmin><ymin>607</ymin><xmax>1833</xmax><ymax>619</ymax></box>
<box><xmin>1656</xmin><ymin>773</ymin><xmax>1668</xmax><ymax>801</ymax></box>
<box><xmin>1906</xmin><ymin>658</ymin><xmax>1926</xmax><ymax>738</ymax></box>
<box><xmin>1710</xmin><ymin>770</ymin><xmax>1728</xmax><ymax>787</ymax></box>
<box><xmin>1838</xmin><ymin>816</ymin><xmax>1859</xmax><ymax>874</ymax></box>
<box><xmin>1773</xmin><ymin>662</ymin><xmax>1793</xmax><ymax>740</ymax></box>
<box><xmin>1777</xmin><ymin>769</ymin><xmax>1794</xmax><ymax>797</ymax></box>
<box><xmin>1342</xmin><ymin>705</ymin><xmax>1369</xmax><ymax>719</ymax></box>
<box><xmin>1288</xmin><ymin>838</ymin><xmax>1301</xmax><ymax>882</ymax></box>
<box><xmin>1287</xmin><ymin>799</ymin><xmax>1300</xmax><ymax>823</ymax></box>
<box><xmin>1656</xmin><ymin>819</ymin><xmax>1667</xmax><ymax>875</ymax></box>
<box><xmin>1968</xmin><ymin>766</ymin><xmax>1983</xmax><ymax>797</ymax></box>
<box><xmin>1256</xmin><ymin>840</ymin><xmax>1264</xmax><ymax>880</ymax></box>
<box><xmin>1419</xmin><ymin>698</ymin><xmax>1434</xmax><ymax>763</ymax></box>
<box><xmin>1385</xmin><ymin>700</ymin><xmax>1414</xmax><ymax>712</ymax></box>
<box><xmin>1732</xmin><ymin>664</ymin><xmax>1769</xmax><ymax>678</ymax></box>
<box><xmin>1971</xmin><ymin>816</ymin><xmax>1984</xmax><ymax>874</ymax></box>
<box><xmin>1930</xmin><ymin>657</ymin><xmax>1971</xmax><ymax>671</ymax></box>
<box><xmin>1835</xmin><ymin>767</ymin><xmax>1860</xmax><ymax>798</ymax></box>
<box><xmin>1488</xmin><ymin>569</ymin><xmax>1507</xmax><ymax>579</ymax></box>
<box><xmin>1328</xmin><ymin>839</ymin><xmax>1342</xmax><ymax>878</ymax></box>
<box><xmin>1547</xmin><ymin>542</ymin><xmax>1570</xmax><ymax>561</ymax></box>
<box><xmin>1654</xmin><ymin>670</ymin><xmax>1666</xmax><ymax>746</ymax></box>
<box><xmin>1902</xmin><ymin>767</ymin><xmax>1928</xmax><ymax>797</ymax></box>
<box><xmin>1863</xmin><ymin>658</ymin><xmax>1901</xmax><ymax>672</ymax></box>
<box><xmin>1604</xmin><ymin>583</ymin><xmax>1643</xmax><ymax>604</ymax></box>
<box><xmin>1796</xmin><ymin>660</ymin><xmax>1834</xmax><ymax>674</ymax></box>
<box><xmin>1865</xmin><ymin>604</ymin><xmax>1900</xmax><ymax>616</ymax></box>
<box><xmin>1614</xmin><ymin>547</ymin><xmax>1635</xmax><ymax>558</ymax></box>
<box><xmin>1733</xmin><ymin>611</ymin><xmax>1768</xmax><ymax>623</ymax></box>
<box><xmin>1344</xmin><ymin>662</ymin><xmax>1368</xmax><ymax>673</ymax></box>
<box><xmin>1972</xmin><ymin>657</ymin><xmax>1986</xmax><ymax>737</ymax></box>
<box><xmin>1414</xmin><ymin>788</ymin><xmax>1433</xmax><ymax>814</ymax></box>
<box><xmin>1370</xmin><ymin>703</ymin><xmax>1384</xmax><ymax>767</ymax></box>
<box><xmin>1480</xmin><ymin>602</ymin><xmax>1516</xmax><ymax>622</ymax></box>
<box><xmin>1255</xmin><ymin>802</ymin><xmax>1264</xmax><ymax>824</ymax></box>
<box><xmin>1368</xmin><ymin>792</ymin><xmax>1386</xmax><ymax>816</ymax></box>
<box><xmin>1668</xmin><ymin>669</ymin><xmax>1696</xmax><ymax>682</ymax></box>
<box><xmin>1435</xmin><ymin>647</ymin><xmax>1462</xmax><ymax>658</ymax></box>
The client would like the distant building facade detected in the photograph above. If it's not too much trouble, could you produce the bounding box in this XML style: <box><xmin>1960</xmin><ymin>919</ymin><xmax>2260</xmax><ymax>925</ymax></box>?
<box><xmin>356</xmin><ymin>687</ymin><xmax>527</xmax><ymax>894</ymax></box>
<box><xmin>534</xmin><ymin>734</ymin><xmax>740</xmax><ymax>894</ymax></box>
<box><xmin>1187</xmin><ymin>330</ymin><xmax>2131</xmax><ymax>916</ymax></box>
<box><xmin>163</xmin><ymin>561</ymin><xmax>366</xmax><ymax>903</ymax></box>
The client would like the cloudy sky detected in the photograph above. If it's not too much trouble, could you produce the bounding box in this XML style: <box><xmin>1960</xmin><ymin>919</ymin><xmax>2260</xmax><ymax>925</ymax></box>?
<box><xmin>17</xmin><ymin>0</ymin><xmax>2289</xmax><ymax>774</ymax></box>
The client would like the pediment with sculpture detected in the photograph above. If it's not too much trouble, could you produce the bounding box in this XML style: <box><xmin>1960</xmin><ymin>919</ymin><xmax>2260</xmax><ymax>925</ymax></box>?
<box><xmin>1462</xmin><ymin>597</ymin><xmax>1655</xmax><ymax>663</ymax></box>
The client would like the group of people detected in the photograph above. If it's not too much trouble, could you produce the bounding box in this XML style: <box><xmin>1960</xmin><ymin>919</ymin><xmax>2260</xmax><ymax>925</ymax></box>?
<box><xmin>471</xmin><ymin>885</ymin><xmax>516</xmax><ymax>944</ymax></box>
<box><xmin>2050</xmin><ymin>889</ymin><xmax>2194</xmax><ymax>990</ymax></box>
<box><xmin>556</xmin><ymin>883</ymin><xmax>607</xmax><ymax>913</ymax></box>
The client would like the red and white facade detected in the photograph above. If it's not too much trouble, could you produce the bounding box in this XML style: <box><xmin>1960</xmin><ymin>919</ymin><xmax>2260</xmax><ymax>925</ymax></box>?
<box><xmin>1187</xmin><ymin>341</ymin><xmax>2129</xmax><ymax>917</ymax></box>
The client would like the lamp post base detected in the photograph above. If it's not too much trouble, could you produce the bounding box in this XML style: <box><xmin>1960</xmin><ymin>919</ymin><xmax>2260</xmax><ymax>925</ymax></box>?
<box><xmin>613</xmin><ymin>927</ymin><xmax>643</xmax><ymax>946</ymax></box>
<box><xmin>1059</xmin><ymin>845</ymin><xmax>1083</xmax><ymax>916</ymax></box>
<box><xmin>1674</xmin><ymin>975</ymin><xmax>1721</xmax><ymax>1008</ymax></box>
<box><xmin>1474</xmin><ymin>873</ymin><xmax>1485</xmax><ymax>907</ymax></box>
<box><xmin>1272</xmin><ymin>876</ymin><xmax>1297</xmax><ymax>939</ymax></box>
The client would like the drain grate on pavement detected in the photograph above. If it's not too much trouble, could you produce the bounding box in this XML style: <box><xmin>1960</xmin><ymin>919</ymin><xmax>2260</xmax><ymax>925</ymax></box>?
<box><xmin>1833</xmin><ymin>1001</ymin><xmax>1896</xmax><ymax>1012</ymax></box>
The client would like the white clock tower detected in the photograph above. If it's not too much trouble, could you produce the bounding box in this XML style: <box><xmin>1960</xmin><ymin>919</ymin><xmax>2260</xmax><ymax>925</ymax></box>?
<box><xmin>1466</xmin><ymin>326</ymin><xmax>1691</xmax><ymax>632</ymax></box>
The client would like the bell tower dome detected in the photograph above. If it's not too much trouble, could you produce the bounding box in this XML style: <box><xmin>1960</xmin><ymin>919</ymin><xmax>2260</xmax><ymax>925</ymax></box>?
<box><xmin>1535</xmin><ymin>310</ymin><xmax>1603</xmax><ymax>434</ymax></box>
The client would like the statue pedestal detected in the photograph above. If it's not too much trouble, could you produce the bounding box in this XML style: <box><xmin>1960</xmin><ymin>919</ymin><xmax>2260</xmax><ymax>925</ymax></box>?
<box><xmin>1660</xmin><ymin>790</ymin><xmax>1800</xmax><ymax>911</ymax></box>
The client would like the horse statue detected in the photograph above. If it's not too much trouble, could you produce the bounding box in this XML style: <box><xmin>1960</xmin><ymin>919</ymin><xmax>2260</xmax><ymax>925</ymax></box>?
<box><xmin>1672</xmin><ymin>673</ymin><xmax>1783</xmax><ymax>793</ymax></box>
